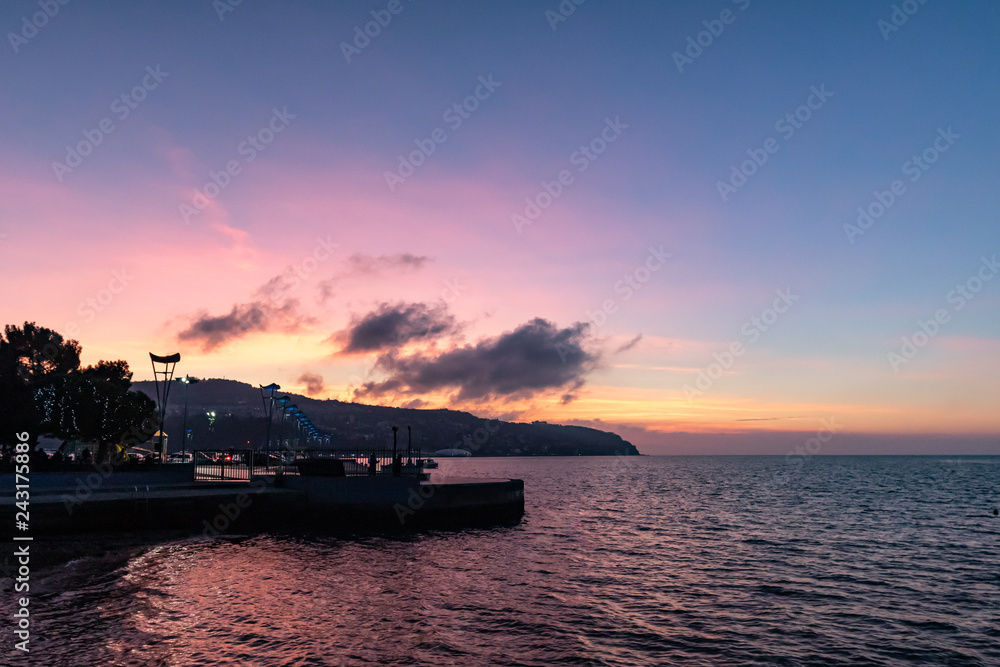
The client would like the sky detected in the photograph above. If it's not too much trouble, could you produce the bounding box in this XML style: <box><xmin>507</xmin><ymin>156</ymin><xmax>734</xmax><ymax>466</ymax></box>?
<box><xmin>2</xmin><ymin>0</ymin><xmax>998</xmax><ymax>454</ymax></box>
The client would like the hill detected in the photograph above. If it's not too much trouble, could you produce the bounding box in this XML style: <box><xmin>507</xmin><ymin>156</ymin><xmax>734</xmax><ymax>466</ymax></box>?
<box><xmin>131</xmin><ymin>379</ymin><xmax>640</xmax><ymax>457</ymax></box>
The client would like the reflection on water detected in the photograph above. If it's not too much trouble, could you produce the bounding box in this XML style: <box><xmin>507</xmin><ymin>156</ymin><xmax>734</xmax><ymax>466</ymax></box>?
<box><xmin>5</xmin><ymin>456</ymin><xmax>999</xmax><ymax>665</ymax></box>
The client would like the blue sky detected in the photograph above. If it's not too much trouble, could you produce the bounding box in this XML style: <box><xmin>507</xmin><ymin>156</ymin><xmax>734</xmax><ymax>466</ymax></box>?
<box><xmin>2</xmin><ymin>0</ymin><xmax>998</xmax><ymax>450</ymax></box>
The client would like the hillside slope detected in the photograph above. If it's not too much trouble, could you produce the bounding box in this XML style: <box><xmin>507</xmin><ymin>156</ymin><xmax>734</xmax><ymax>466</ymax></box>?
<box><xmin>131</xmin><ymin>379</ymin><xmax>640</xmax><ymax>457</ymax></box>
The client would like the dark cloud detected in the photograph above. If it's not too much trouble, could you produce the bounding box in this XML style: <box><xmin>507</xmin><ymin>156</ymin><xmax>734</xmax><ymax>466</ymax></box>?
<box><xmin>297</xmin><ymin>372</ymin><xmax>325</xmax><ymax>396</ymax></box>
<box><xmin>353</xmin><ymin>318</ymin><xmax>597</xmax><ymax>403</ymax></box>
<box><xmin>177</xmin><ymin>299</ymin><xmax>307</xmax><ymax>352</ymax></box>
<box><xmin>614</xmin><ymin>334</ymin><xmax>643</xmax><ymax>354</ymax></box>
<box><xmin>347</xmin><ymin>253</ymin><xmax>428</xmax><ymax>273</ymax></box>
<box><xmin>255</xmin><ymin>274</ymin><xmax>295</xmax><ymax>300</ymax></box>
<box><xmin>332</xmin><ymin>302</ymin><xmax>459</xmax><ymax>354</ymax></box>
<box><xmin>318</xmin><ymin>253</ymin><xmax>429</xmax><ymax>303</ymax></box>
<box><xmin>175</xmin><ymin>265</ymin><xmax>324</xmax><ymax>352</ymax></box>
<box><xmin>318</xmin><ymin>281</ymin><xmax>337</xmax><ymax>304</ymax></box>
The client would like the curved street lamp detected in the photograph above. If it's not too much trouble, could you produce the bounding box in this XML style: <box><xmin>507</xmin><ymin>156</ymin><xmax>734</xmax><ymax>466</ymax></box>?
<box><xmin>260</xmin><ymin>383</ymin><xmax>280</xmax><ymax>454</ymax></box>
<box><xmin>276</xmin><ymin>396</ymin><xmax>291</xmax><ymax>451</ymax></box>
<box><xmin>149</xmin><ymin>352</ymin><xmax>180</xmax><ymax>462</ymax></box>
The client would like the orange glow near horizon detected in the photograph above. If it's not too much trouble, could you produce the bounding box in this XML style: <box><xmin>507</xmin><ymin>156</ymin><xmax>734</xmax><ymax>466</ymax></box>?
<box><xmin>113</xmin><ymin>328</ymin><xmax>1000</xmax><ymax>440</ymax></box>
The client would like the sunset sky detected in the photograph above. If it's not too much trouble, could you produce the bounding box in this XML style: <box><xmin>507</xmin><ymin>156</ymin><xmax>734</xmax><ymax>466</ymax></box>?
<box><xmin>2</xmin><ymin>1</ymin><xmax>998</xmax><ymax>453</ymax></box>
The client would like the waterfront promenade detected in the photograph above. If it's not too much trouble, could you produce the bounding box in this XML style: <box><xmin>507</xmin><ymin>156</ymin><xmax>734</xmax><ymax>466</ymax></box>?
<box><xmin>0</xmin><ymin>450</ymin><xmax>524</xmax><ymax>535</ymax></box>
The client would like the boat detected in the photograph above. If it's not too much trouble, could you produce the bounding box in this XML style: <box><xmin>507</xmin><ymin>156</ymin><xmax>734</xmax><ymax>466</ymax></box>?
<box><xmin>421</xmin><ymin>458</ymin><xmax>438</xmax><ymax>469</ymax></box>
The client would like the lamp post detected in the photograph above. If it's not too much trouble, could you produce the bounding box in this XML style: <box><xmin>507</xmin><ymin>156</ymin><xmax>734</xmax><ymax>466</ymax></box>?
<box><xmin>149</xmin><ymin>352</ymin><xmax>180</xmax><ymax>462</ymax></box>
<box><xmin>286</xmin><ymin>405</ymin><xmax>299</xmax><ymax>449</ymax></box>
<box><xmin>176</xmin><ymin>376</ymin><xmax>199</xmax><ymax>457</ymax></box>
<box><xmin>391</xmin><ymin>426</ymin><xmax>400</xmax><ymax>477</ymax></box>
<box><xmin>207</xmin><ymin>411</ymin><xmax>216</xmax><ymax>447</ymax></box>
<box><xmin>276</xmin><ymin>396</ymin><xmax>291</xmax><ymax>451</ymax></box>
<box><xmin>259</xmin><ymin>383</ymin><xmax>280</xmax><ymax>455</ymax></box>
<box><xmin>299</xmin><ymin>416</ymin><xmax>309</xmax><ymax>448</ymax></box>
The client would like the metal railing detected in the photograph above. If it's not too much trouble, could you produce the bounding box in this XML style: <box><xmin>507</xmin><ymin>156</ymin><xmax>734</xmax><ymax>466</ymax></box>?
<box><xmin>192</xmin><ymin>450</ymin><xmax>254</xmax><ymax>481</ymax></box>
<box><xmin>192</xmin><ymin>448</ymin><xmax>426</xmax><ymax>481</ymax></box>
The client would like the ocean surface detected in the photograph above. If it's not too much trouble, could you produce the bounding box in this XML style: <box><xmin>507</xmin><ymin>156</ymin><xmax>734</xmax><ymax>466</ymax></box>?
<box><xmin>5</xmin><ymin>455</ymin><xmax>999</xmax><ymax>666</ymax></box>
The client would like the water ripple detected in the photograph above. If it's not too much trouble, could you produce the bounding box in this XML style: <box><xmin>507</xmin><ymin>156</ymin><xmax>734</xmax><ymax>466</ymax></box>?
<box><xmin>3</xmin><ymin>456</ymin><xmax>998</xmax><ymax>665</ymax></box>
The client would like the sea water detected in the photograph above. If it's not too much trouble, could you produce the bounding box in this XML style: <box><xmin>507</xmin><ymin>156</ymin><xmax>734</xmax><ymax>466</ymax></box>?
<box><xmin>4</xmin><ymin>455</ymin><xmax>998</xmax><ymax>665</ymax></box>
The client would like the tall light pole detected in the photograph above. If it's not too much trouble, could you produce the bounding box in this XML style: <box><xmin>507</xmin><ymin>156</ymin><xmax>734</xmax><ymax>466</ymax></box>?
<box><xmin>149</xmin><ymin>352</ymin><xmax>180</xmax><ymax>462</ymax></box>
<box><xmin>276</xmin><ymin>396</ymin><xmax>291</xmax><ymax>451</ymax></box>
<box><xmin>391</xmin><ymin>426</ymin><xmax>399</xmax><ymax>477</ymax></box>
<box><xmin>259</xmin><ymin>383</ymin><xmax>280</xmax><ymax>454</ymax></box>
<box><xmin>298</xmin><ymin>415</ymin><xmax>308</xmax><ymax>448</ymax></box>
<box><xmin>176</xmin><ymin>375</ymin><xmax>199</xmax><ymax>457</ymax></box>
<box><xmin>207</xmin><ymin>411</ymin><xmax>216</xmax><ymax>447</ymax></box>
<box><xmin>285</xmin><ymin>405</ymin><xmax>298</xmax><ymax>449</ymax></box>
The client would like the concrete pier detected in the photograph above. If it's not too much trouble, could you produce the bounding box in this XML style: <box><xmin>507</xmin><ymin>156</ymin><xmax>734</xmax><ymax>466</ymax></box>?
<box><xmin>286</xmin><ymin>475</ymin><xmax>525</xmax><ymax>527</ymax></box>
<box><xmin>0</xmin><ymin>465</ymin><xmax>524</xmax><ymax>535</ymax></box>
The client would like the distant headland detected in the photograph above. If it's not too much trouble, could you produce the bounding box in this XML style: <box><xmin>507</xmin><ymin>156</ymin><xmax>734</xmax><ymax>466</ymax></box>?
<box><xmin>131</xmin><ymin>378</ymin><xmax>641</xmax><ymax>458</ymax></box>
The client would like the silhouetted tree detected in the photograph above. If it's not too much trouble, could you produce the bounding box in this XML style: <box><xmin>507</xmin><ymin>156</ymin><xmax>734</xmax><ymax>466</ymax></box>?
<box><xmin>0</xmin><ymin>322</ymin><xmax>156</xmax><ymax>458</ymax></box>
<box><xmin>3</xmin><ymin>322</ymin><xmax>81</xmax><ymax>381</ymax></box>
<box><xmin>0</xmin><ymin>322</ymin><xmax>78</xmax><ymax>449</ymax></box>
<box><xmin>0</xmin><ymin>338</ymin><xmax>37</xmax><ymax>446</ymax></box>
